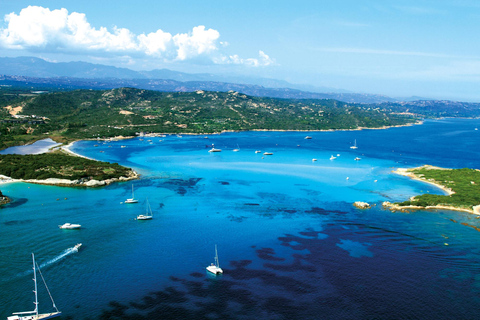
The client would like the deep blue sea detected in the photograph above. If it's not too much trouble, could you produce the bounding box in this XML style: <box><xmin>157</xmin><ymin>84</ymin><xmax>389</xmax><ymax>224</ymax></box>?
<box><xmin>2</xmin><ymin>118</ymin><xmax>480</xmax><ymax>319</ymax></box>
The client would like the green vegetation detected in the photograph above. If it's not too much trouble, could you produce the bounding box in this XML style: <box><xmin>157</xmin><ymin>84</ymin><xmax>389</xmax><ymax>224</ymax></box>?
<box><xmin>397</xmin><ymin>167</ymin><xmax>480</xmax><ymax>210</ymax></box>
<box><xmin>0</xmin><ymin>87</ymin><xmax>418</xmax><ymax>150</ymax></box>
<box><xmin>0</xmin><ymin>152</ymin><xmax>133</xmax><ymax>181</ymax></box>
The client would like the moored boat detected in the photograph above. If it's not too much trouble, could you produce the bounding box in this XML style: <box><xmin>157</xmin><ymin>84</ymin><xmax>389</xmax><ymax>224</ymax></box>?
<box><xmin>137</xmin><ymin>198</ymin><xmax>153</xmax><ymax>220</ymax></box>
<box><xmin>125</xmin><ymin>184</ymin><xmax>138</xmax><ymax>204</ymax></box>
<box><xmin>206</xmin><ymin>245</ymin><xmax>223</xmax><ymax>275</ymax></box>
<box><xmin>58</xmin><ymin>223</ymin><xmax>81</xmax><ymax>229</ymax></box>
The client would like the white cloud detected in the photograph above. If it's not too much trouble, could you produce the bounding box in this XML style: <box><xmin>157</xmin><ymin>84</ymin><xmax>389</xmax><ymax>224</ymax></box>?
<box><xmin>216</xmin><ymin>50</ymin><xmax>275</xmax><ymax>67</ymax></box>
<box><xmin>0</xmin><ymin>6</ymin><xmax>273</xmax><ymax>67</ymax></box>
<box><xmin>173</xmin><ymin>26</ymin><xmax>219</xmax><ymax>61</ymax></box>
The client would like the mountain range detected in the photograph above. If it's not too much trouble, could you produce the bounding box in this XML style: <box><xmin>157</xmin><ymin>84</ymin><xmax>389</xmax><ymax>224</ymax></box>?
<box><xmin>0</xmin><ymin>56</ymin><xmax>399</xmax><ymax>104</ymax></box>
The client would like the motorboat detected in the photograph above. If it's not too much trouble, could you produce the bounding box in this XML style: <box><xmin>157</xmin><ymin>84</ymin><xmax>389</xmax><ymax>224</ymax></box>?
<box><xmin>58</xmin><ymin>223</ymin><xmax>81</xmax><ymax>229</ymax></box>
<box><xmin>330</xmin><ymin>155</ymin><xmax>337</xmax><ymax>160</ymax></box>
<box><xmin>73</xmin><ymin>243</ymin><xmax>82</xmax><ymax>251</ymax></box>
<box><xmin>208</xmin><ymin>144</ymin><xmax>221</xmax><ymax>152</ymax></box>
<box><xmin>263</xmin><ymin>152</ymin><xmax>273</xmax><ymax>155</ymax></box>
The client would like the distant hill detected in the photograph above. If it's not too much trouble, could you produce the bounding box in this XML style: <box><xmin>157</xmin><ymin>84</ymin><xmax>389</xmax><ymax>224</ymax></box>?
<box><xmin>0</xmin><ymin>56</ymin><xmax>396</xmax><ymax>103</ymax></box>
<box><xmin>0</xmin><ymin>87</ymin><xmax>417</xmax><ymax>149</ymax></box>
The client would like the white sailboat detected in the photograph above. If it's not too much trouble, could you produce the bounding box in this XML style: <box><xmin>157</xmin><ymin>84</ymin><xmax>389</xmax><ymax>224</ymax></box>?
<box><xmin>8</xmin><ymin>253</ymin><xmax>61</xmax><ymax>320</ymax></box>
<box><xmin>350</xmin><ymin>139</ymin><xmax>358</xmax><ymax>149</ymax></box>
<box><xmin>137</xmin><ymin>198</ymin><xmax>153</xmax><ymax>220</ymax></box>
<box><xmin>125</xmin><ymin>184</ymin><xmax>138</xmax><ymax>204</ymax></box>
<box><xmin>206</xmin><ymin>245</ymin><xmax>223</xmax><ymax>274</ymax></box>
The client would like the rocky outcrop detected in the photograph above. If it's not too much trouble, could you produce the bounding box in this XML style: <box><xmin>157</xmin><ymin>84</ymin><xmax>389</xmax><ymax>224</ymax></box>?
<box><xmin>353</xmin><ymin>201</ymin><xmax>371</xmax><ymax>209</ymax></box>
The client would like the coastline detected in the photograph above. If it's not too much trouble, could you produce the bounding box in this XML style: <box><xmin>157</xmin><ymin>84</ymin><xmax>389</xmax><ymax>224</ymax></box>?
<box><xmin>0</xmin><ymin>171</ymin><xmax>138</xmax><ymax>188</ymax></box>
<box><xmin>58</xmin><ymin>141</ymin><xmax>96</xmax><ymax>160</ymax></box>
<box><xmin>387</xmin><ymin>165</ymin><xmax>480</xmax><ymax>215</ymax></box>
<box><xmin>0</xmin><ymin>139</ymin><xmax>139</xmax><ymax>188</ymax></box>
<box><xmin>393</xmin><ymin>166</ymin><xmax>454</xmax><ymax>196</ymax></box>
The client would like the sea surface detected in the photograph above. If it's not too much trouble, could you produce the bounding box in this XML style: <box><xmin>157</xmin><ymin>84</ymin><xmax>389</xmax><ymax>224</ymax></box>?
<box><xmin>1</xmin><ymin>119</ymin><xmax>480</xmax><ymax>319</ymax></box>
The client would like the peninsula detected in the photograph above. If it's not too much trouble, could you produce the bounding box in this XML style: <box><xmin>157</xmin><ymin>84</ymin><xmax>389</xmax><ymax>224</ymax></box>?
<box><xmin>0</xmin><ymin>150</ymin><xmax>137</xmax><ymax>187</ymax></box>
<box><xmin>383</xmin><ymin>165</ymin><xmax>480</xmax><ymax>214</ymax></box>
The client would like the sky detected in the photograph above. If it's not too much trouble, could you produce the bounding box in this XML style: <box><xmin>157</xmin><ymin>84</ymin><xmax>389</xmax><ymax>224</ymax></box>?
<box><xmin>0</xmin><ymin>0</ymin><xmax>480</xmax><ymax>101</ymax></box>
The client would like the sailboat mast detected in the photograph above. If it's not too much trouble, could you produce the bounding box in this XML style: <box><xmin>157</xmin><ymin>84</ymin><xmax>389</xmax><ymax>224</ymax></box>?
<box><xmin>32</xmin><ymin>253</ymin><xmax>39</xmax><ymax>317</ymax></box>
<box><xmin>215</xmin><ymin>245</ymin><xmax>219</xmax><ymax>268</ymax></box>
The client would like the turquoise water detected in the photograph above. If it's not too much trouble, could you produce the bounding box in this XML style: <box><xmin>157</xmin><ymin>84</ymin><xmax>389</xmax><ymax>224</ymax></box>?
<box><xmin>1</xmin><ymin>119</ymin><xmax>480</xmax><ymax>319</ymax></box>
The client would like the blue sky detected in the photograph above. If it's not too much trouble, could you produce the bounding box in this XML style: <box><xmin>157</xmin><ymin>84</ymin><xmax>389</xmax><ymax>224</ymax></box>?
<box><xmin>0</xmin><ymin>0</ymin><xmax>479</xmax><ymax>101</ymax></box>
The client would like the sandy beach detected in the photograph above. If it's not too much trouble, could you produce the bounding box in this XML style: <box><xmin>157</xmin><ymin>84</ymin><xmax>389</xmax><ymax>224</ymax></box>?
<box><xmin>393</xmin><ymin>166</ymin><xmax>454</xmax><ymax>196</ymax></box>
<box><xmin>0</xmin><ymin>139</ymin><xmax>138</xmax><ymax>187</ymax></box>
<box><xmin>390</xmin><ymin>165</ymin><xmax>480</xmax><ymax>215</ymax></box>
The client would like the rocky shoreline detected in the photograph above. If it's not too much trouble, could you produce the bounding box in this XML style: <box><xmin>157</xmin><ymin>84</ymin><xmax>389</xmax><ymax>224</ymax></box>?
<box><xmin>0</xmin><ymin>170</ymin><xmax>138</xmax><ymax>188</ymax></box>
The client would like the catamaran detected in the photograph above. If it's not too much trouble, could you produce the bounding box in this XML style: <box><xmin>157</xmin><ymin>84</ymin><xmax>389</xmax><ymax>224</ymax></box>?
<box><xmin>206</xmin><ymin>245</ymin><xmax>223</xmax><ymax>274</ymax></box>
<box><xmin>137</xmin><ymin>198</ymin><xmax>153</xmax><ymax>220</ymax></box>
<box><xmin>125</xmin><ymin>184</ymin><xmax>138</xmax><ymax>204</ymax></box>
<box><xmin>8</xmin><ymin>253</ymin><xmax>61</xmax><ymax>320</ymax></box>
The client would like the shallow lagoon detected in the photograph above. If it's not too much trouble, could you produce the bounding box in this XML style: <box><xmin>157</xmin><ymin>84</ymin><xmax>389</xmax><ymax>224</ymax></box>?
<box><xmin>1</xmin><ymin>119</ymin><xmax>480</xmax><ymax>319</ymax></box>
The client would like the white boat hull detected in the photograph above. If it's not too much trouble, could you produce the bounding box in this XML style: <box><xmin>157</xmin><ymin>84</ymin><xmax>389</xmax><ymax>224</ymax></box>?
<box><xmin>8</xmin><ymin>311</ymin><xmax>62</xmax><ymax>320</ymax></box>
<box><xmin>206</xmin><ymin>265</ymin><xmax>223</xmax><ymax>274</ymax></box>
<box><xmin>59</xmin><ymin>223</ymin><xmax>81</xmax><ymax>229</ymax></box>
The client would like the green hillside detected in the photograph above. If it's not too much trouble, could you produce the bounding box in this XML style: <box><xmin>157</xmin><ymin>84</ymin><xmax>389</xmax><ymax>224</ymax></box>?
<box><xmin>0</xmin><ymin>87</ymin><xmax>417</xmax><ymax>149</ymax></box>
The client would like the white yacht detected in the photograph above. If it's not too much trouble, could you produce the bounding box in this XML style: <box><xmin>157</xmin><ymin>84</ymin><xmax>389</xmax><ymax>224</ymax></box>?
<box><xmin>8</xmin><ymin>254</ymin><xmax>61</xmax><ymax>320</ymax></box>
<box><xmin>350</xmin><ymin>139</ymin><xmax>358</xmax><ymax>149</ymax></box>
<box><xmin>206</xmin><ymin>245</ymin><xmax>223</xmax><ymax>274</ymax></box>
<box><xmin>354</xmin><ymin>157</ymin><xmax>361</xmax><ymax>161</ymax></box>
<box><xmin>330</xmin><ymin>155</ymin><xmax>336</xmax><ymax>160</ymax></box>
<box><xmin>125</xmin><ymin>185</ymin><xmax>138</xmax><ymax>204</ymax></box>
<box><xmin>58</xmin><ymin>223</ymin><xmax>81</xmax><ymax>229</ymax></box>
<box><xmin>263</xmin><ymin>152</ymin><xmax>273</xmax><ymax>155</ymax></box>
<box><xmin>208</xmin><ymin>144</ymin><xmax>221</xmax><ymax>152</ymax></box>
<box><xmin>137</xmin><ymin>198</ymin><xmax>153</xmax><ymax>220</ymax></box>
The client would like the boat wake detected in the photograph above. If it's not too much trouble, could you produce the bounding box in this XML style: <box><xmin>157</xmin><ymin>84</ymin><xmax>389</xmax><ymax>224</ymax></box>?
<box><xmin>38</xmin><ymin>244</ymin><xmax>81</xmax><ymax>269</ymax></box>
<box><xmin>6</xmin><ymin>245</ymin><xmax>81</xmax><ymax>282</ymax></box>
